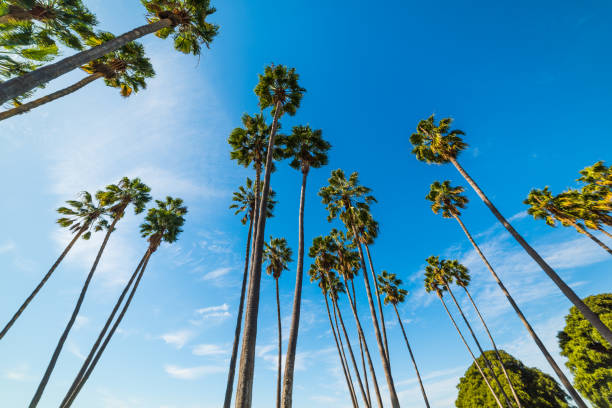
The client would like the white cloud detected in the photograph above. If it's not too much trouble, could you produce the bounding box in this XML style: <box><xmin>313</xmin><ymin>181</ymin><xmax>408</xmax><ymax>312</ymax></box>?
<box><xmin>164</xmin><ymin>364</ymin><xmax>225</xmax><ymax>380</ymax></box>
<box><xmin>4</xmin><ymin>364</ymin><xmax>29</xmax><ymax>381</ymax></box>
<box><xmin>160</xmin><ymin>329</ymin><xmax>195</xmax><ymax>349</ymax></box>
<box><xmin>0</xmin><ymin>241</ymin><xmax>15</xmax><ymax>254</ymax></box>
<box><xmin>202</xmin><ymin>267</ymin><xmax>232</xmax><ymax>281</ymax></box>
<box><xmin>74</xmin><ymin>314</ymin><xmax>89</xmax><ymax>330</ymax></box>
<box><xmin>192</xmin><ymin>343</ymin><xmax>228</xmax><ymax>356</ymax></box>
<box><xmin>67</xmin><ymin>341</ymin><xmax>86</xmax><ymax>360</ymax></box>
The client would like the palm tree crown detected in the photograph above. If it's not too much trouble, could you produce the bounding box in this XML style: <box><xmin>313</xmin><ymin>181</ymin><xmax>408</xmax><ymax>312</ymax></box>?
<box><xmin>423</xmin><ymin>255</ymin><xmax>454</xmax><ymax>295</ymax></box>
<box><xmin>524</xmin><ymin>187</ymin><xmax>582</xmax><ymax>228</ymax></box>
<box><xmin>319</xmin><ymin>169</ymin><xmax>376</xmax><ymax>225</ymax></box>
<box><xmin>264</xmin><ymin>237</ymin><xmax>293</xmax><ymax>279</ymax></box>
<box><xmin>229</xmin><ymin>177</ymin><xmax>276</xmax><ymax>225</ymax></box>
<box><xmin>228</xmin><ymin>113</ymin><xmax>284</xmax><ymax>173</ymax></box>
<box><xmin>578</xmin><ymin>161</ymin><xmax>611</xmax><ymax>198</ymax></box>
<box><xmin>96</xmin><ymin>177</ymin><xmax>151</xmax><ymax>219</ymax></box>
<box><xmin>254</xmin><ymin>64</ymin><xmax>305</xmax><ymax>116</ymax></box>
<box><xmin>56</xmin><ymin>191</ymin><xmax>109</xmax><ymax>240</ymax></box>
<box><xmin>377</xmin><ymin>271</ymin><xmax>407</xmax><ymax>306</ymax></box>
<box><xmin>410</xmin><ymin>115</ymin><xmax>467</xmax><ymax>164</ymax></box>
<box><xmin>140</xmin><ymin>196</ymin><xmax>187</xmax><ymax>251</ymax></box>
<box><xmin>426</xmin><ymin>180</ymin><xmax>468</xmax><ymax>218</ymax></box>
<box><xmin>284</xmin><ymin>125</ymin><xmax>330</xmax><ymax>173</ymax></box>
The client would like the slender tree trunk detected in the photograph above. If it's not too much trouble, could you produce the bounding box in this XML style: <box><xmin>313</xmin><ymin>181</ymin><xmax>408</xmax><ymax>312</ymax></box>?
<box><xmin>392</xmin><ymin>304</ymin><xmax>430</xmax><ymax>408</ymax></box>
<box><xmin>332</xmin><ymin>299</ymin><xmax>359</xmax><ymax>407</ymax></box>
<box><xmin>334</xmin><ymin>299</ymin><xmax>370</xmax><ymax>408</ymax></box>
<box><xmin>461</xmin><ymin>287</ymin><xmax>522</xmax><ymax>408</ymax></box>
<box><xmin>449</xmin><ymin>156</ymin><xmax>612</xmax><ymax>346</ymax></box>
<box><xmin>60</xmin><ymin>250</ymin><xmax>149</xmax><ymax>407</ymax></box>
<box><xmin>350</xmin><ymin>224</ymin><xmax>400</xmax><ymax>408</ymax></box>
<box><xmin>345</xmin><ymin>278</ymin><xmax>382</xmax><ymax>408</ymax></box>
<box><xmin>453</xmin><ymin>213</ymin><xmax>588</xmax><ymax>407</ymax></box>
<box><xmin>62</xmin><ymin>251</ymin><xmax>152</xmax><ymax>407</ymax></box>
<box><xmin>0</xmin><ymin>73</ymin><xmax>103</xmax><ymax>121</ymax></box>
<box><xmin>0</xmin><ymin>227</ymin><xmax>85</xmax><ymax>341</ymax></box>
<box><xmin>352</xmin><ymin>281</ymin><xmax>372</xmax><ymax>408</ymax></box>
<box><xmin>235</xmin><ymin>101</ymin><xmax>283</xmax><ymax>408</ymax></box>
<box><xmin>281</xmin><ymin>169</ymin><xmax>309</xmax><ymax>408</ymax></box>
<box><xmin>29</xmin><ymin>214</ymin><xmax>122</xmax><ymax>408</ymax></box>
<box><xmin>438</xmin><ymin>293</ymin><xmax>504</xmax><ymax>408</ymax></box>
<box><xmin>223</xmin><ymin>216</ymin><xmax>254</xmax><ymax>408</ymax></box>
<box><xmin>275</xmin><ymin>278</ymin><xmax>282</xmax><ymax>408</ymax></box>
<box><xmin>324</xmin><ymin>294</ymin><xmax>358</xmax><ymax>408</ymax></box>
<box><xmin>572</xmin><ymin>222</ymin><xmax>612</xmax><ymax>255</ymax></box>
<box><xmin>597</xmin><ymin>226</ymin><xmax>612</xmax><ymax>239</ymax></box>
<box><xmin>443</xmin><ymin>280</ymin><xmax>513</xmax><ymax>408</ymax></box>
<box><xmin>0</xmin><ymin>19</ymin><xmax>172</xmax><ymax>105</ymax></box>
<box><xmin>363</xmin><ymin>243</ymin><xmax>390</xmax><ymax>363</ymax></box>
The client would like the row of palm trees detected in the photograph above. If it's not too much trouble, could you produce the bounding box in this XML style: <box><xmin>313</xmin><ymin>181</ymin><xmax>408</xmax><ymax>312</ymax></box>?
<box><xmin>0</xmin><ymin>176</ymin><xmax>187</xmax><ymax>408</ymax></box>
<box><xmin>0</xmin><ymin>0</ymin><xmax>218</xmax><ymax>115</ymax></box>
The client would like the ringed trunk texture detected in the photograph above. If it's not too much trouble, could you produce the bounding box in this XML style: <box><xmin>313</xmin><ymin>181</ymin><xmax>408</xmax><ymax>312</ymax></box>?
<box><xmin>29</xmin><ymin>214</ymin><xmax>121</xmax><ymax>408</ymax></box>
<box><xmin>235</xmin><ymin>101</ymin><xmax>282</xmax><ymax>408</ymax></box>
<box><xmin>351</xmin><ymin>225</ymin><xmax>400</xmax><ymax>408</ymax></box>
<box><xmin>223</xmin><ymin>216</ymin><xmax>254</xmax><ymax>408</ymax></box>
<box><xmin>438</xmin><ymin>294</ymin><xmax>504</xmax><ymax>408</ymax></box>
<box><xmin>364</xmin><ymin>243</ymin><xmax>390</xmax><ymax>363</ymax></box>
<box><xmin>275</xmin><ymin>279</ymin><xmax>282</xmax><ymax>408</ymax></box>
<box><xmin>0</xmin><ymin>19</ymin><xmax>172</xmax><ymax>105</ymax></box>
<box><xmin>280</xmin><ymin>169</ymin><xmax>309</xmax><ymax>408</ymax></box>
<box><xmin>573</xmin><ymin>222</ymin><xmax>612</xmax><ymax>255</ymax></box>
<box><xmin>60</xmin><ymin>250</ymin><xmax>149</xmax><ymax>407</ymax></box>
<box><xmin>393</xmin><ymin>304</ymin><xmax>430</xmax><ymax>408</ymax></box>
<box><xmin>453</xmin><ymin>214</ymin><xmax>588</xmax><ymax>407</ymax></box>
<box><xmin>63</xmin><ymin>252</ymin><xmax>152</xmax><ymax>407</ymax></box>
<box><xmin>449</xmin><ymin>156</ymin><xmax>612</xmax><ymax>346</ymax></box>
<box><xmin>0</xmin><ymin>73</ymin><xmax>103</xmax><ymax>121</ymax></box>
<box><xmin>0</xmin><ymin>227</ymin><xmax>85</xmax><ymax>341</ymax></box>
<box><xmin>332</xmin><ymin>299</ymin><xmax>359</xmax><ymax>407</ymax></box>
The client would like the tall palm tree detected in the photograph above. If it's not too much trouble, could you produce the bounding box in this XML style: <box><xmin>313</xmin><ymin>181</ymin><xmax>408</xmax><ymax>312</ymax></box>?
<box><xmin>424</xmin><ymin>257</ymin><xmax>504</xmax><ymax>408</ymax></box>
<box><xmin>571</xmin><ymin>187</ymin><xmax>612</xmax><ymax>239</ymax></box>
<box><xmin>0</xmin><ymin>0</ymin><xmax>218</xmax><ymax>105</ymax></box>
<box><xmin>0</xmin><ymin>191</ymin><xmax>107</xmax><ymax>341</ymax></box>
<box><xmin>0</xmin><ymin>32</ymin><xmax>155</xmax><ymax>121</ymax></box>
<box><xmin>311</xmin><ymin>234</ymin><xmax>372</xmax><ymax>408</ymax></box>
<box><xmin>426</xmin><ymin>179</ymin><xmax>586</xmax><ymax>407</ymax></box>
<box><xmin>377</xmin><ymin>270</ymin><xmax>430</xmax><ymax>408</ymax></box>
<box><xmin>60</xmin><ymin>196</ymin><xmax>187</xmax><ymax>408</ymax></box>
<box><xmin>29</xmin><ymin>177</ymin><xmax>151</xmax><ymax>408</ymax></box>
<box><xmin>524</xmin><ymin>187</ymin><xmax>612</xmax><ymax>255</ymax></box>
<box><xmin>280</xmin><ymin>124</ymin><xmax>331</xmax><ymax>408</ymax></box>
<box><xmin>235</xmin><ymin>64</ymin><xmax>305</xmax><ymax>408</ymax></box>
<box><xmin>264</xmin><ymin>237</ymin><xmax>293</xmax><ymax>408</ymax></box>
<box><xmin>319</xmin><ymin>169</ymin><xmax>400</xmax><ymax>408</ymax></box>
<box><xmin>224</xmin><ymin>178</ymin><xmax>275</xmax><ymax>408</ymax></box>
<box><xmin>410</xmin><ymin>115</ymin><xmax>612</xmax><ymax>346</ymax></box>
<box><xmin>578</xmin><ymin>161</ymin><xmax>611</xmax><ymax>203</ymax></box>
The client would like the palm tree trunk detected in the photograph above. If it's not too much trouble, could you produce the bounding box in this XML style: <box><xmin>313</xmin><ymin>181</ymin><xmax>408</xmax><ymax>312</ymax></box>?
<box><xmin>0</xmin><ymin>19</ymin><xmax>172</xmax><ymax>105</ymax></box>
<box><xmin>352</xmin><ymin>281</ymin><xmax>372</xmax><ymax>408</ymax></box>
<box><xmin>333</xmin><ymin>299</ymin><xmax>371</xmax><ymax>408</ymax></box>
<box><xmin>345</xmin><ymin>278</ymin><xmax>382</xmax><ymax>408</ymax></box>
<box><xmin>572</xmin><ymin>222</ymin><xmax>612</xmax><ymax>255</ymax></box>
<box><xmin>392</xmin><ymin>304</ymin><xmax>430</xmax><ymax>408</ymax></box>
<box><xmin>62</xmin><ymin>251</ymin><xmax>152</xmax><ymax>407</ymax></box>
<box><xmin>438</xmin><ymin>293</ymin><xmax>504</xmax><ymax>408</ymax></box>
<box><xmin>461</xmin><ymin>286</ymin><xmax>522</xmax><ymax>408</ymax></box>
<box><xmin>281</xmin><ymin>169</ymin><xmax>309</xmax><ymax>408</ymax></box>
<box><xmin>332</xmin><ymin>299</ymin><xmax>359</xmax><ymax>407</ymax></box>
<box><xmin>275</xmin><ymin>278</ymin><xmax>282</xmax><ymax>408</ymax></box>
<box><xmin>597</xmin><ymin>226</ymin><xmax>612</xmax><ymax>239</ymax></box>
<box><xmin>453</xmin><ymin>213</ymin><xmax>588</xmax><ymax>407</ymax></box>
<box><xmin>60</xmin><ymin>249</ymin><xmax>149</xmax><ymax>408</ymax></box>
<box><xmin>448</xmin><ymin>156</ymin><xmax>612</xmax><ymax>346</ymax></box>
<box><xmin>0</xmin><ymin>73</ymin><xmax>103</xmax><ymax>121</ymax></box>
<box><xmin>363</xmin><ymin>243</ymin><xmax>390</xmax><ymax>363</ymax></box>
<box><xmin>29</xmin><ymin>214</ymin><xmax>122</xmax><ymax>408</ymax></box>
<box><xmin>235</xmin><ymin>101</ymin><xmax>282</xmax><ymax>408</ymax></box>
<box><xmin>350</xmin><ymin>225</ymin><xmax>400</xmax><ymax>408</ymax></box>
<box><xmin>443</xmin><ymin>280</ymin><xmax>513</xmax><ymax>408</ymax></box>
<box><xmin>0</xmin><ymin>226</ymin><xmax>85</xmax><ymax>341</ymax></box>
<box><xmin>223</xmin><ymin>216</ymin><xmax>254</xmax><ymax>408</ymax></box>
<box><xmin>323</xmin><ymin>294</ymin><xmax>358</xmax><ymax>408</ymax></box>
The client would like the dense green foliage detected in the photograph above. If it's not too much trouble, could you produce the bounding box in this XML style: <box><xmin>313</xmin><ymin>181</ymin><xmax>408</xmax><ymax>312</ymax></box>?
<box><xmin>558</xmin><ymin>294</ymin><xmax>612</xmax><ymax>407</ymax></box>
<box><xmin>456</xmin><ymin>350</ymin><xmax>569</xmax><ymax>408</ymax></box>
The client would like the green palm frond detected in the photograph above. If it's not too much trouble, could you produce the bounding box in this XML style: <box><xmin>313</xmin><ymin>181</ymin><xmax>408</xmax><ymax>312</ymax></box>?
<box><xmin>254</xmin><ymin>64</ymin><xmax>305</xmax><ymax>117</ymax></box>
<box><xmin>284</xmin><ymin>125</ymin><xmax>330</xmax><ymax>173</ymax></box>
<box><xmin>410</xmin><ymin>115</ymin><xmax>467</xmax><ymax>164</ymax></box>
<box><xmin>264</xmin><ymin>236</ymin><xmax>292</xmax><ymax>279</ymax></box>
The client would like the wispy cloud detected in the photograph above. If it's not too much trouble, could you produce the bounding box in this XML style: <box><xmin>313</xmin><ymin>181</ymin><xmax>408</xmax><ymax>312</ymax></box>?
<box><xmin>67</xmin><ymin>341</ymin><xmax>86</xmax><ymax>360</ymax></box>
<box><xmin>201</xmin><ymin>267</ymin><xmax>232</xmax><ymax>281</ymax></box>
<box><xmin>74</xmin><ymin>314</ymin><xmax>89</xmax><ymax>330</ymax></box>
<box><xmin>0</xmin><ymin>241</ymin><xmax>16</xmax><ymax>254</ymax></box>
<box><xmin>164</xmin><ymin>364</ymin><xmax>225</xmax><ymax>380</ymax></box>
<box><xmin>160</xmin><ymin>329</ymin><xmax>195</xmax><ymax>349</ymax></box>
<box><xmin>190</xmin><ymin>303</ymin><xmax>231</xmax><ymax>326</ymax></box>
<box><xmin>3</xmin><ymin>364</ymin><xmax>30</xmax><ymax>381</ymax></box>
<box><xmin>192</xmin><ymin>343</ymin><xmax>228</xmax><ymax>356</ymax></box>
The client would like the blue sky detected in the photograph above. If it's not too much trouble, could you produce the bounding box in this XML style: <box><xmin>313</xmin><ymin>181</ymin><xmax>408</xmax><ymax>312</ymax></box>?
<box><xmin>1</xmin><ymin>0</ymin><xmax>612</xmax><ymax>407</ymax></box>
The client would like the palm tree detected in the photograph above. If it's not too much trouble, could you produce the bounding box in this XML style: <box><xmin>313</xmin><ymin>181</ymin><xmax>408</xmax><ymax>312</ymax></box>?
<box><xmin>319</xmin><ymin>169</ymin><xmax>400</xmax><ymax>408</ymax></box>
<box><xmin>224</xmin><ymin>178</ymin><xmax>275</xmax><ymax>408</ymax></box>
<box><xmin>0</xmin><ymin>0</ymin><xmax>218</xmax><ymax>105</ymax></box>
<box><xmin>410</xmin><ymin>115</ymin><xmax>612</xmax><ymax>346</ymax></box>
<box><xmin>377</xmin><ymin>270</ymin><xmax>430</xmax><ymax>408</ymax></box>
<box><xmin>578</xmin><ymin>161</ymin><xmax>611</xmax><ymax>202</ymax></box>
<box><xmin>311</xmin><ymin>234</ymin><xmax>372</xmax><ymax>408</ymax></box>
<box><xmin>0</xmin><ymin>32</ymin><xmax>155</xmax><ymax>121</ymax></box>
<box><xmin>424</xmin><ymin>256</ymin><xmax>504</xmax><ymax>408</ymax></box>
<box><xmin>0</xmin><ymin>191</ymin><xmax>107</xmax><ymax>341</ymax></box>
<box><xmin>524</xmin><ymin>187</ymin><xmax>612</xmax><ymax>255</ymax></box>
<box><xmin>29</xmin><ymin>177</ymin><xmax>151</xmax><ymax>408</ymax></box>
<box><xmin>60</xmin><ymin>196</ymin><xmax>187</xmax><ymax>408</ymax></box>
<box><xmin>235</xmin><ymin>64</ymin><xmax>305</xmax><ymax>408</ymax></box>
<box><xmin>426</xmin><ymin>179</ymin><xmax>587</xmax><ymax>407</ymax></box>
<box><xmin>264</xmin><ymin>237</ymin><xmax>293</xmax><ymax>408</ymax></box>
<box><xmin>280</xmin><ymin>124</ymin><xmax>331</xmax><ymax>408</ymax></box>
